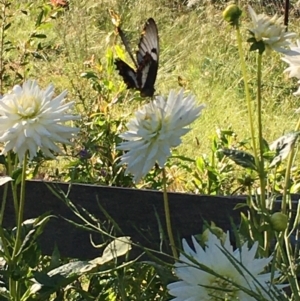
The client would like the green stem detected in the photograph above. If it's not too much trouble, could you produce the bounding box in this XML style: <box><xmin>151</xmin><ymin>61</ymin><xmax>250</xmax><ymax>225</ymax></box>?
<box><xmin>282</xmin><ymin>117</ymin><xmax>300</xmax><ymax>213</ymax></box>
<box><xmin>9</xmin><ymin>155</ymin><xmax>27</xmax><ymax>301</ymax></box>
<box><xmin>162</xmin><ymin>168</ymin><xmax>178</xmax><ymax>260</ymax></box>
<box><xmin>273</xmin><ymin>231</ymin><xmax>300</xmax><ymax>299</ymax></box>
<box><xmin>236</xmin><ymin>26</ymin><xmax>259</xmax><ymax>167</ymax></box>
<box><xmin>0</xmin><ymin>182</ymin><xmax>8</xmax><ymax>226</ymax></box>
<box><xmin>12</xmin><ymin>154</ymin><xmax>27</xmax><ymax>258</ymax></box>
<box><xmin>7</xmin><ymin>153</ymin><xmax>19</xmax><ymax>224</ymax></box>
<box><xmin>284</xmin><ymin>232</ymin><xmax>300</xmax><ymax>299</ymax></box>
<box><xmin>256</xmin><ymin>53</ymin><xmax>266</xmax><ymax>211</ymax></box>
<box><xmin>256</xmin><ymin>53</ymin><xmax>270</xmax><ymax>256</ymax></box>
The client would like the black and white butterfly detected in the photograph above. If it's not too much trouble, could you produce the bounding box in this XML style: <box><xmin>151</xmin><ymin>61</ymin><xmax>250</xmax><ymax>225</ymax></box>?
<box><xmin>114</xmin><ymin>18</ymin><xmax>159</xmax><ymax>98</ymax></box>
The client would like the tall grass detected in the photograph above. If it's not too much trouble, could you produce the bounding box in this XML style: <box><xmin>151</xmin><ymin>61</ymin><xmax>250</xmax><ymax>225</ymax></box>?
<box><xmin>7</xmin><ymin>0</ymin><xmax>300</xmax><ymax>179</ymax></box>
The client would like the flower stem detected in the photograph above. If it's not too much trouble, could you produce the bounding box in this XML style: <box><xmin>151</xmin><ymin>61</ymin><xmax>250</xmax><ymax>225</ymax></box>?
<box><xmin>162</xmin><ymin>168</ymin><xmax>178</xmax><ymax>260</ymax></box>
<box><xmin>284</xmin><ymin>232</ymin><xmax>300</xmax><ymax>299</ymax></box>
<box><xmin>9</xmin><ymin>154</ymin><xmax>27</xmax><ymax>301</ymax></box>
<box><xmin>7</xmin><ymin>153</ymin><xmax>19</xmax><ymax>224</ymax></box>
<box><xmin>256</xmin><ymin>53</ymin><xmax>266</xmax><ymax>211</ymax></box>
<box><xmin>235</xmin><ymin>25</ymin><xmax>259</xmax><ymax>167</ymax></box>
<box><xmin>9</xmin><ymin>152</ymin><xmax>27</xmax><ymax>301</ymax></box>
<box><xmin>12</xmin><ymin>153</ymin><xmax>27</xmax><ymax>258</ymax></box>
<box><xmin>256</xmin><ymin>53</ymin><xmax>270</xmax><ymax>256</ymax></box>
<box><xmin>282</xmin><ymin>117</ymin><xmax>300</xmax><ymax>213</ymax></box>
<box><xmin>0</xmin><ymin>182</ymin><xmax>8</xmax><ymax>226</ymax></box>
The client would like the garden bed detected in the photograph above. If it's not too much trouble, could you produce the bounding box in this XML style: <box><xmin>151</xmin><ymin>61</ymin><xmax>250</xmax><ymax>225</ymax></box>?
<box><xmin>0</xmin><ymin>180</ymin><xmax>249</xmax><ymax>259</ymax></box>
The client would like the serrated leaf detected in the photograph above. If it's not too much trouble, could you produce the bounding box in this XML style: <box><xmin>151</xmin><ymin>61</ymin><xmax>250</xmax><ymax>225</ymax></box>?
<box><xmin>89</xmin><ymin>236</ymin><xmax>132</xmax><ymax>266</ymax></box>
<box><xmin>221</xmin><ymin>148</ymin><xmax>257</xmax><ymax>171</ymax></box>
<box><xmin>269</xmin><ymin>132</ymin><xmax>299</xmax><ymax>167</ymax></box>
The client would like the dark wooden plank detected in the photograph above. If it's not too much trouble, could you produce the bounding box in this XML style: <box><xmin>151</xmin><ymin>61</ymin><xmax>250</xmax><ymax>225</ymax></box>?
<box><xmin>0</xmin><ymin>180</ymin><xmax>246</xmax><ymax>259</ymax></box>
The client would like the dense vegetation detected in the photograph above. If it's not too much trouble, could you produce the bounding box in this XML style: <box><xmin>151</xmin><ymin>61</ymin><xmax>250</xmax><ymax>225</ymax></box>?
<box><xmin>3</xmin><ymin>0</ymin><xmax>299</xmax><ymax>193</ymax></box>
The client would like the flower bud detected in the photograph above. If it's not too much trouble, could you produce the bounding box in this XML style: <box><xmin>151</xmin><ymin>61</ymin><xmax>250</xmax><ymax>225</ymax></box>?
<box><xmin>270</xmin><ymin>212</ymin><xmax>288</xmax><ymax>232</ymax></box>
<box><xmin>202</xmin><ymin>226</ymin><xmax>226</xmax><ymax>244</ymax></box>
<box><xmin>222</xmin><ymin>4</ymin><xmax>242</xmax><ymax>27</ymax></box>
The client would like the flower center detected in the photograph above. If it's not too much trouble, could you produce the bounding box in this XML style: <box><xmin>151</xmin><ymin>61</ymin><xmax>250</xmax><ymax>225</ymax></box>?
<box><xmin>205</xmin><ymin>276</ymin><xmax>239</xmax><ymax>301</ymax></box>
<box><xmin>17</xmin><ymin>95</ymin><xmax>39</xmax><ymax>118</ymax></box>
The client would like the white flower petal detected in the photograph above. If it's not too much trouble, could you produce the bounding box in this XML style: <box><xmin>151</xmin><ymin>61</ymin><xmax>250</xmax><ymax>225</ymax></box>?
<box><xmin>167</xmin><ymin>232</ymin><xmax>284</xmax><ymax>301</ymax></box>
<box><xmin>117</xmin><ymin>89</ymin><xmax>204</xmax><ymax>182</ymax></box>
<box><xmin>0</xmin><ymin>80</ymin><xmax>79</xmax><ymax>162</ymax></box>
<box><xmin>248</xmin><ymin>5</ymin><xmax>297</xmax><ymax>54</ymax></box>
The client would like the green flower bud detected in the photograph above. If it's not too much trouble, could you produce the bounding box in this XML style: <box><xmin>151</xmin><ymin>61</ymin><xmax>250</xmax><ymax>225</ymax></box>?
<box><xmin>222</xmin><ymin>4</ymin><xmax>242</xmax><ymax>27</ymax></box>
<box><xmin>270</xmin><ymin>212</ymin><xmax>288</xmax><ymax>232</ymax></box>
<box><xmin>202</xmin><ymin>226</ymin><xmax>226</xmax><ymax>244</ymax></box>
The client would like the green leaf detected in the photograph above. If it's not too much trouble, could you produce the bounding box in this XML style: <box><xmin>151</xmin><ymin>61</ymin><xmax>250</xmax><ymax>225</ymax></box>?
<box><xmin>81</xmin><ymin>71</ymin><xmax>99</xmax><ymax>79</ymax></box>
<box><xmin>28</xmin><ymin>270</ymin><xmax>70</xmax><ymax>300</ymax></box>
<box><xmin>3</xmin><ymin>23</ymin><xmax>11</xmax><ymax>31</ymax></box>
<box><xmin>249</xmin><ymin>40</ymin><xmax>265</xmax><ymax>54</ymax></box>
<box><xmin>16</xmin><ymin>214</ymin><xmax>54</xmax><ymax>257</ymax></box>
<box><xmin>11</xmin><ymin>167</ymin><xmax>23</xmax><ymax>184</ymax></box>
<box><xmin>269</xmin><ymin>132</ymin><xmax>299</xmax><ymax>167</ymax></box>
<box><xmin>233</xmin><ymin>203</ymin><xmax>249</xmax><ymax>210</ymax></box>
<box><xmin>50</xmin><ymin>245</ymin><xmax>61</xmax><ymax>270</ymax></box>
<box><xmin>238</xmin><ymin>212</ymin><xmax>250</xmax><ymax>239</ymax></box>
<box><xmin>247</xmin><ymin>37</ymin><xmax>256</xmax><ymax>43</ymax></box>
<box><xmin>261</xmin><ymin>137</ymin><xmax>270</xmax><ymax>153</ymax></box>
<box><xmin>48</xmin><ymin>260</ymin><xmax>90</xmax><ymax>278</ymax></box>
<box><xmin>27</xmin><ymin>260</ymin><xmax>96</xmax><ymax>299</ymax></box>
<box><xmin>89</xmin><ymin>236</ymin><xmax>132</xmax><ymax>266</ymax></box>
<box><xmin>170</xmin><ymin>155</ymin><xmax>195</xmax><ymax>162</ymax></box>
<box><xmin>0</xmin><ymin>154</ymin><xmax>7</xmax><ymax>166</ymax></box>
<box><xmin>31</xmin><ymin>33</ymin><xmax>47</xmax><ymax>39</ymax></box>
<box><xmin>35</xmin><ymin>10</ymin><xmax>44</xmax><ymax>27</ymax></box>
<box><xmin>221</xmin><ymin>148</ymin><xmax>257</xmax><ymax>171</ymax></box>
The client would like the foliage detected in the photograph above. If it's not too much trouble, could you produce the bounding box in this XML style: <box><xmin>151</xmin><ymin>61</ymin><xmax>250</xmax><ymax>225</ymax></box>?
<box><xmin>2</xmin><ymin>0</ymin><xmax>300</xmax><ymax>301</ymax></box>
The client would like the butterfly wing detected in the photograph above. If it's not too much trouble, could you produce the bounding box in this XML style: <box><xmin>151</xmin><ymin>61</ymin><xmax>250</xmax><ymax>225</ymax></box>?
<box><xmin>137</xmin><ymin>54</ymin><xmax>157</xmax><ymax>97</ymax></box>
<box><xmin>114</xmin><ymin>18</ymin><xmax>159</xmax><ymax>97</ymax></box>
<box><xmin>136</xmin><ymin>18</ymin><xmax>159</xmax><ymax>97</ymax></box>
<box><xmin>117</xmin><ymin>27</ymin><xmax>138</xmax><ymax>68</ymax></box>
<box><xmin>115</xmin><ymin>59</ymin><xmax>139</xmax><ymax>90</ymax></box>
<box><xmin>137</xmin><ymin>18</ymin><xmax>159</xmax><ymax>65</ymax></box>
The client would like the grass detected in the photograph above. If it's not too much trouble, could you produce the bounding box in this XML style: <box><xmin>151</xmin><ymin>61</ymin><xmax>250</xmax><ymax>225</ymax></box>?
<box><xmin>4</xmin><ymin>0</ymin><xmax>300</xmax><ymax>187</ymax></box>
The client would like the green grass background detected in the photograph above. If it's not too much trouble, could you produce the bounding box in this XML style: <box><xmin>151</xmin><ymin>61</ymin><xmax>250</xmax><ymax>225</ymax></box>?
<box><xmin>6</xmin><ymin>0</ymin><xmax>300</xmax><ymax>183</ymax></box>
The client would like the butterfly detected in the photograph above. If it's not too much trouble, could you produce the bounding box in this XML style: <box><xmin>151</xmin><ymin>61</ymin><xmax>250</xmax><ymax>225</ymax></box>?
<box><xmin>113</xmin><ymin>17</ymin><xmax>159</xmax><ymax>97</ymax></box>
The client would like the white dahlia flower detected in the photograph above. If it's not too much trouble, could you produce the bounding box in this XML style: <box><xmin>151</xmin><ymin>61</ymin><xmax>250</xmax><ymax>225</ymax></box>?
<box><xmin>0</xmin><ymin>80</ymin><xmax>80</xmax><ymax>162</ymax></box>
<box><xmin>248</xmin><ymin>5</ymin><xmax>296</xmax><ymax>54</ymax></box>
<box><xmin>168</xmin><ymin>232</ymin><xmax>285</xmax><ymax>301</ymax></box>
<box><xmin>117</xmin><ymin>89</ymin><xmax>204</xmax><ymax>182</ymax></box>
